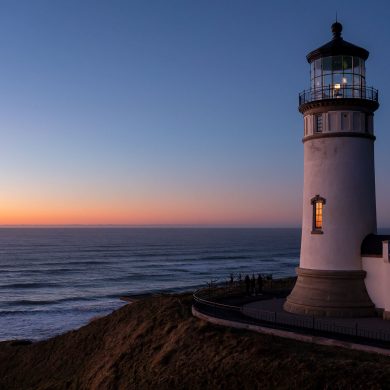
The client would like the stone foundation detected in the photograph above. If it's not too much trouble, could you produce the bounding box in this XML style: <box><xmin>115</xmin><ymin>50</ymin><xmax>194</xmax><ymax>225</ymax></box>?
<box><xmin>284</xmin><ymin>267</ymin><xmax>376</xmax><ymax>317</ymax></box>
<box><xmin>383</xmin><ymin>311</ymin><xmax>390</xmax><ymax>320</ymax></box>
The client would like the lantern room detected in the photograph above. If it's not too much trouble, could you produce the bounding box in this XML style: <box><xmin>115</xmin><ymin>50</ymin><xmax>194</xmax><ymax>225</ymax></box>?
<box><xmin>310</xmin><ymin>55</ymin><xmax>365</xmax><ymax>97</ymax></box>
<box><xmin>299</xmin><ymin>22</ymin><xmax>378</xmax><ymax>105</ymax></box>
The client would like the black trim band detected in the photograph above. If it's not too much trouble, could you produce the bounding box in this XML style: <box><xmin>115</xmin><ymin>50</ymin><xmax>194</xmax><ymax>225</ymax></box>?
<box><xmin>299</xmin><ymin>98</ymin><xmax>379</xmax><ymax>114</ymax></box>
<box><xmin>303</xmin><ymin>132</ymin><xmax>376</xmax><ymax>143</ymax></box>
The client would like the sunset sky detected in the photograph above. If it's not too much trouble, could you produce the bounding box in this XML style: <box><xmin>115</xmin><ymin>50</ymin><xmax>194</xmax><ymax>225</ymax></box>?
<box><xmin>1</xmin><ymin>0</ymin><xmax>390</xmax><ymax>227</ymax></box>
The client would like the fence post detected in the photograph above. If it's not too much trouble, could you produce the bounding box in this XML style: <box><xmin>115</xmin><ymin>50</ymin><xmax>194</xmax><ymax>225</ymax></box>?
<box><xmin>355</xmin><ymin>322</ymin><xmax>358</xmax><ymax>337</ymax></box>
<box><xmin>274</xmin><ymin>312</ymin><xmax>277</xmax><ymax>323</ymax></box>
<box><xmin>312</xmin><ymin>315</ymin><xmax>315</xmax><ymax>329</ymax></box>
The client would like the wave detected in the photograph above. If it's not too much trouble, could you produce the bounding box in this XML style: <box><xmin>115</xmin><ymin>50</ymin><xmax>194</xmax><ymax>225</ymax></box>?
<box><xmin>0</xmin><ymin>268</ymin><xmax>78</xmax><ymax>274</ymax></box>
<box><xmin>0</xmin><ymin>282</ymin><xmax>61</xmax><ymax>289</ymax></box>
<box><xmin>3</xmin><ymin>296</ymin><xmax>95</xmax><ymax>307</ymax></box>
<box><xmin>197</xmin><ymin>255</ymin><xmax>255</xmax><ymax>261</ymax></box>
<box><xmin>0</xmin><ymin>303</ymin><xmax>123</xmax><ymax>317</ymax></box>
<box><xmin>41</xmin><ymin>260</ymin><xmax>113</xmax><ymax>267</ymax></box>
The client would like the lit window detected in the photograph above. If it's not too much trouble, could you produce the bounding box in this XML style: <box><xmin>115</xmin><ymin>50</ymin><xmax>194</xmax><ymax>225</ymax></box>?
<box><xmin>311</xmin><ymin>195</ymin><xmax>326</xmax><ymax>234</ymax></box>
<box><xmin>315</xmin><ymin>202</ymin><xmax>323</xmax><ymax>229</ymax></box>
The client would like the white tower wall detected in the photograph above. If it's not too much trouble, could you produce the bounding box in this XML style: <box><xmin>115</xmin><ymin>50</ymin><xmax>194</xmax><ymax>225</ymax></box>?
<box><xmin>301</xmin><ymin>135</ymin><xmax>377</xmax><ymax>271</ymax></box>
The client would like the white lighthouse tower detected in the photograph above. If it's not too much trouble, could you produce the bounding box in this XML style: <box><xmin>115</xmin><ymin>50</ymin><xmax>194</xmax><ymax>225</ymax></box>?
<box><xmin>284</xmin><ymin>22</ymin><xmax>380</xmax><ymax>317</ymax></box>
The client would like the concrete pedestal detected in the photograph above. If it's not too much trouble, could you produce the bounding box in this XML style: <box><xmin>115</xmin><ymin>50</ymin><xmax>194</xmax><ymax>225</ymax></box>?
<box><xmin>284</xmin><ymin>267</ymin><xmax>376</xmax><ymax>317</ymax></box>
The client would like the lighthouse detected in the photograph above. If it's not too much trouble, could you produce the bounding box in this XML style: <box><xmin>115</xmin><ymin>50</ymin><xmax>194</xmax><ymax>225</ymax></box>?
<box><xmin>284</xmin><ymin>22</ymin><xmax>381</xmax><ymax>317</ymax></box>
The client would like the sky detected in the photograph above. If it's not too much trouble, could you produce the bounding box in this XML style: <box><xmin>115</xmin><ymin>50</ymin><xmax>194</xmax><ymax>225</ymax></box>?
<box><xmin>1</xmin><ymin>0</ymin><xmax>390</xmax><ymax>227</ymax></box>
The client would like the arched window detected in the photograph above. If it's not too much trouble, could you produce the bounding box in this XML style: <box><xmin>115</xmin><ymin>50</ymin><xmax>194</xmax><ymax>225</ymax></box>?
<box><xmin>311</xmin><ymin>195</ymin><xmax>326</xmax><ymax>234</ymax></box>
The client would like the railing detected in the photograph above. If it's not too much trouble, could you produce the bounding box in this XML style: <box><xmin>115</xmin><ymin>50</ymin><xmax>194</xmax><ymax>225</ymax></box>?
<box><xmin>197</xmin><ymin>277</ymin><xmax>295</xmax><ymax>303</ymax></box>
<box><xmin>193</xmin><ymin>284</ymin><xmax>390</xmax><ymax>346</ymax></box>
<box><xmin>299</xmin><ymin>85</ymin><xmax>379</xmax><ymax>105</ymax></box>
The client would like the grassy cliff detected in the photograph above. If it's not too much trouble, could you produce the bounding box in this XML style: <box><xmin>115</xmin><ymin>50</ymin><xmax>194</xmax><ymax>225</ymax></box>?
<box><xmin>1</xmin><ymin>294</ymin><xmax>390</xmax><ymax>389</ymax></box>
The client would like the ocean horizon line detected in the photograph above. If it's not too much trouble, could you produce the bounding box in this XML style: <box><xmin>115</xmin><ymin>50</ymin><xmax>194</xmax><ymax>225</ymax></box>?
<box><xmin>0</xmin><ymin>224</ymin><xmax>303</xmax><ymax>229</ymax></box>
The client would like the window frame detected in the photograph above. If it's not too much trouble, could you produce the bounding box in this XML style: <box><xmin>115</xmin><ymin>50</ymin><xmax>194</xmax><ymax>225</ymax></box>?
<box><xmin>315</xmin><ymin>114</ymin><xmax>323</xmax><ymax>133</ymax></box>
<box><xmin>311</xmin><ymin>195</ymin><xmax>326</xmax><ymax>234</ymax></box>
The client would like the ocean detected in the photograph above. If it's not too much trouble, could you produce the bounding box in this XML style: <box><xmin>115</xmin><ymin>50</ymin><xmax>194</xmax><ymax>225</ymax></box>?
<box><xmin>0</xmin><ymin>228</ymin><xmax>300</xmax><ymax>341</ymax></box>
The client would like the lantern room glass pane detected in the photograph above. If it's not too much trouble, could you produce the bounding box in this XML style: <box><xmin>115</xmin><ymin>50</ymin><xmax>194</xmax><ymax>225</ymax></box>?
<box><xmin>343</xmin><ymin>56</ymin><xmax>353</xmax><ymax>71</ymax></box>
<box><xmin>353</xmin><ymin>57</ymin><xmax>361</xmax><ymax>73</ymax></box>
<box><xmin>333</xmin><ymin>73</ymin><xmax>343</xmax><ymax>85</ymax></box>
<box><xmin>354</xmin><ymin>74</ymin><xmax>361</xmax><ymax>88</ymax></box>
<box><xmin>342</xmin><ymin>74</ymin><xmax>352</xmax><ymax>86</ymax></box>
<box><xmin>314</xmin><ymin>76</ymin><xmax>322</xmax><ymax>89</ymax></box>
<box><xmin>323</xmin><ymin>57</ymin><xmax>332</xmax><ymax>74</ymax></box>
<box><xmin>314</xmin><ymin>59</ymin><xmax>322</xmax><ymax>77</ymax></box>
<box><xmin>332</xmin><ymin>56</ymin><xmax>343</xmax><ymax>71</ymax></box>
<box><xmin>323</xmin><ymin>74</ymin><xmax>332</xmax><ymax>87</ymax></box>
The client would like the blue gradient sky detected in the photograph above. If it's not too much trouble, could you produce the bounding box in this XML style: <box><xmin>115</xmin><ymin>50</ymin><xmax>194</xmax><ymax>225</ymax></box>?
<box><xmin>1</xmin><ymin>0</ymin><xmax>390</xmax><ymax>226</ymax></box>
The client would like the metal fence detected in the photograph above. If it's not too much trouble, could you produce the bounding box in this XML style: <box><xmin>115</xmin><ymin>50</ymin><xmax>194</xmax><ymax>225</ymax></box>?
<box><xmin>199</xmin><ymin>276</ymin><xmax>295</xmax><ymax>299</ymax></box>
<box><xmin>193</xmin><ymin>284</ymin><xmax>390</xmax><ymax>346</ymax></box>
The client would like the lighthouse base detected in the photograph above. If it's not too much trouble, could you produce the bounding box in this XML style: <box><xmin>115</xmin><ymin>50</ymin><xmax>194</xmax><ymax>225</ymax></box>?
<box><xmin>284</xmin><ymin>267</ymin><xmax>376</xmax><ymax>318</ymax></box>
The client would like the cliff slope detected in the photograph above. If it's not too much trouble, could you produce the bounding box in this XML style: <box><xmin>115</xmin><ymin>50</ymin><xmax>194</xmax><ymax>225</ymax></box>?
<box><xmin>1</xmin><ymin>294</ymin><xmax>390</xmax><ymax>389</ymax></box>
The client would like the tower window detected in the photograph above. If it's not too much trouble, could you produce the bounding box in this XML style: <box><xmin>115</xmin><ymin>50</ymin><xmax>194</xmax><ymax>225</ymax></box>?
<box><xmin>315</xmin><ymin>114</ymin><xmax>323</xmax><ymax>133</ymax></box>
<box><xmin>311</xmin><ymin>195</ymin><xmax>326</xmax><ymax>234</ymax></box>
<box><xmin>352</xmin><ymin>112</ymin><xmax>361</xmax><ymax>132</ymax></box>
<box><xmin>341</xmin><ymin>112</ymin><xmax>350</xmax><ymax>131</ymax></box>
<box><xmin>365</xmin><ymin>114</ymin><xmax>373</xmax><ymax>134</ymax></box>
<box><xmin>365</xmin><ymin>114</ymin><xmax>369</xmax><ymax>133</ymax></box>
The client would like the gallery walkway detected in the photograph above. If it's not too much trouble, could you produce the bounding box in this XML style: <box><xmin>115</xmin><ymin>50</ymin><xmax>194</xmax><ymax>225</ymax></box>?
<box><xmin>193</xmin><ymin>288</ymin><xmax>390</xmax><ymax>353</ymax></box>
<box><xmin>244</xmin><ymin>298</ymin><xmax>390</xmax><ymax>335</ymax></box>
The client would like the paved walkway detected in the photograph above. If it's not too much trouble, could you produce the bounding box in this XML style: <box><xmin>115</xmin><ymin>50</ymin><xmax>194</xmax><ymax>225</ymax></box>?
<box><xmin>243</xmin><ymin>298</ymin><xmax>390</xmax><ymax>333</ymax></box>
<box><xmin>193</xmin><ymin>305</ymin><xmax>390</xmax><ymax>357</ymax></box>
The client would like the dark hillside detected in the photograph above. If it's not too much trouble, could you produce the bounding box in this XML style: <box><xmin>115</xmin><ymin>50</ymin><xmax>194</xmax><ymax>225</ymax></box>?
<box><xmin>1</xmin><ymin>294</ymin><xmax>390</xmax><ymax>389</ymax></box>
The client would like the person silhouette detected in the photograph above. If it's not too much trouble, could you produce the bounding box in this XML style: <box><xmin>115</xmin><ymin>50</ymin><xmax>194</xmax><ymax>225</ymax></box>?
<box><xmin>245</xmin><ymin>275</ymin><xmax>250</xmax><ymax>296</ymax></box>
<box><xmin>251</xmin><ymin>274</ymin><xmax>256</xmax><ymax>296</ymax></box>
<box><xmin>257</xmin><ymin>274</ymin><xmax>263</xmax><ymax>294</ymax></box>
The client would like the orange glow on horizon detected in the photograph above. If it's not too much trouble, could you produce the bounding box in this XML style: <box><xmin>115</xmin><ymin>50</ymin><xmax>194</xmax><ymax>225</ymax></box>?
<box><xmin>0</xmin><ymin>193</ymin><xmax>300</xmax><ymax>226</ymax></box>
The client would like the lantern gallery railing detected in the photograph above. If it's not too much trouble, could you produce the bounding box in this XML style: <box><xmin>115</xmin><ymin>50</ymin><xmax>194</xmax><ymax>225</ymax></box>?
<box><xmin>299</xmin><ymin>85</ymin><xmax>379</xmax><ymax>105</ymax></box>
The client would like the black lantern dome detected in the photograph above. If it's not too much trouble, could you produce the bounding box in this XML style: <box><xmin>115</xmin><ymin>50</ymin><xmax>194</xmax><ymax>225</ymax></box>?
<box><xmin>306</xmin><ymin>22</ymin><xmax>369</xmax><ymax>63</ymax></box>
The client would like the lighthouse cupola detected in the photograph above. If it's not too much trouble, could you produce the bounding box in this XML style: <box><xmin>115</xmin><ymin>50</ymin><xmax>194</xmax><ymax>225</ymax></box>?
<box><xmin>284</xmin><ymin>22</ymin><xmax>380</xmax><ymax>318</ymax></box>
<box><xmin>300</xmin><ymin>21</ymin><xmax>378</xmax><ymax>120</ymax></box>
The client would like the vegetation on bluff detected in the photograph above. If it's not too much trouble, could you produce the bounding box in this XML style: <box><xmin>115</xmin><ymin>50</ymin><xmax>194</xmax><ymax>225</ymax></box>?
<box><xmin>1</xmin><ymin>294</ymin><xmax>390</xmax><ymax>389</ymax></box>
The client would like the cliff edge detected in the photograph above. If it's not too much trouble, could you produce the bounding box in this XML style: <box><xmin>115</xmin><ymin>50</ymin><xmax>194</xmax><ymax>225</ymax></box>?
<box><xmin>1</xmin><ymin>294</ymin><xmax>390</xmax><ymax>389</ymax></box>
